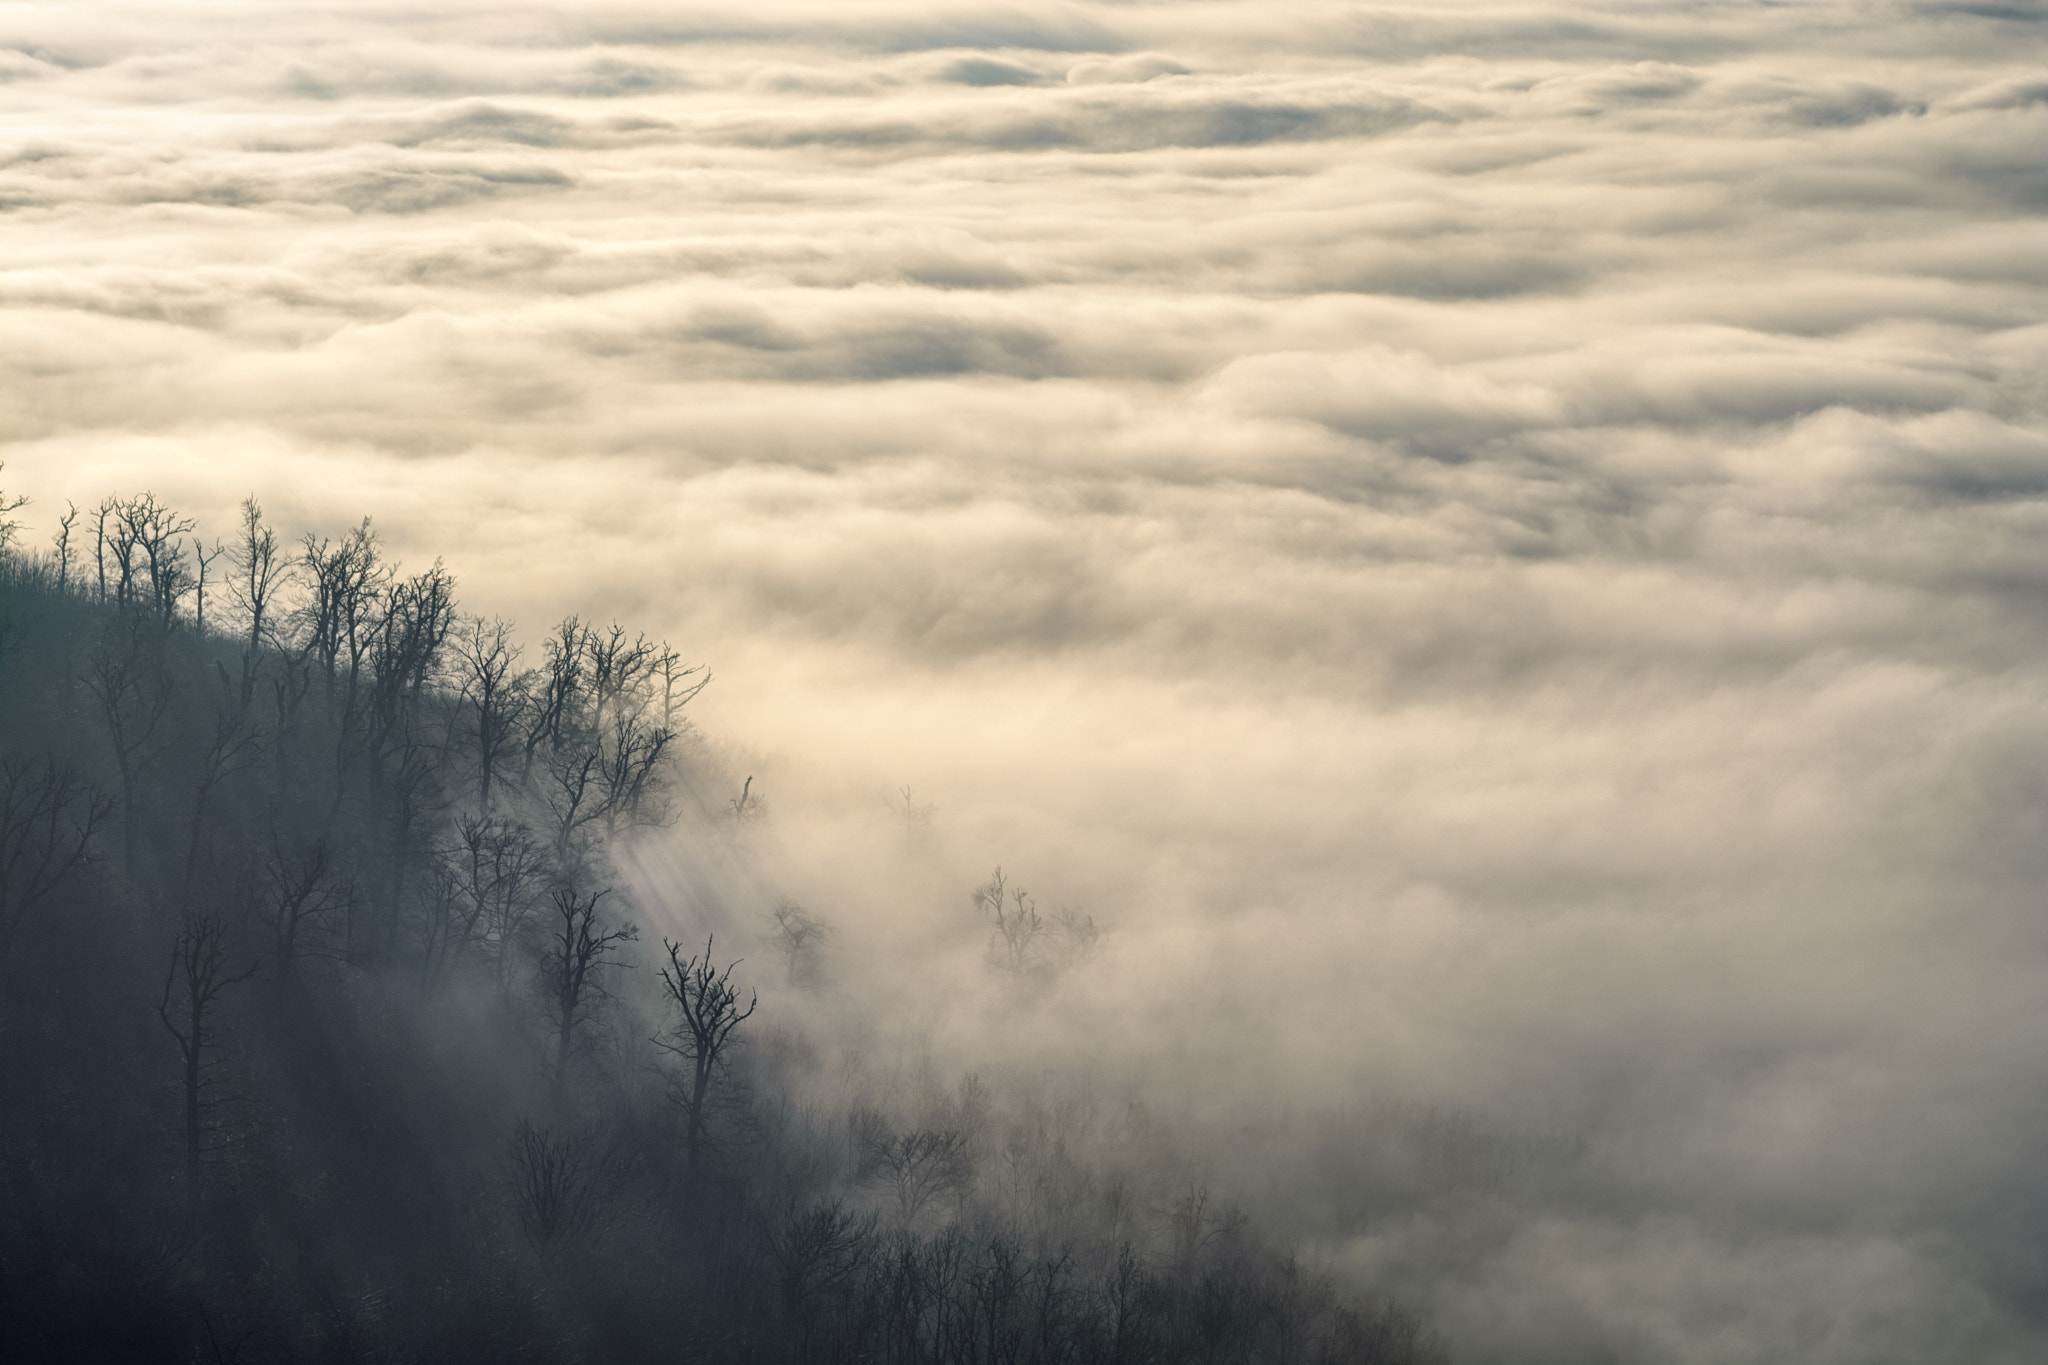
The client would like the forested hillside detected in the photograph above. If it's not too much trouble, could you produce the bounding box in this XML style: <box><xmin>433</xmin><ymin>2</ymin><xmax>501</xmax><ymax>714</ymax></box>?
<box><xmin>0</xmin><ymin>482</ymin><xmax>1442</xmax><ymax>1365</ymax></box>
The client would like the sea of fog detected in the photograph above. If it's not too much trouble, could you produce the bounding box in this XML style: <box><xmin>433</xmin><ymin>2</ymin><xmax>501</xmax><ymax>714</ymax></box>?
<box><xmin>3</xmin><ymin>2</ymin><xmax>2045</xmax><ymax>1360</ymax></box>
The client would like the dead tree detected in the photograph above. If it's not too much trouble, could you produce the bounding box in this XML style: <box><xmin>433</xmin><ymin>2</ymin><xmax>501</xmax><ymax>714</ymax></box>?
<box><xmin>541</xmin><ymin>887</ymin><xmax>635</xmax><ymax>1111</ymax></box>
<box><xmin>192</xmin><ymin>539</ymin><xmax>224</xmax><ymax>637</ymax></box>
<box><xmin>655</xmin><ymin>935</ymin><xmax>756</xmax><ymax>1212</ymax></box>
<box><xmin>156</xmin><ymin>915</ymin><xmax>257</xmax><ymax>1194</ymax></box>
<box><xmin>51</xmin><ymin>501</ymin><xmax>79</xmax><ymax>593</ymax></box>
<box><xmin>0</xmin><ymin>757</ymin><xmax>111</xmax><ymax>1012</ymax></box>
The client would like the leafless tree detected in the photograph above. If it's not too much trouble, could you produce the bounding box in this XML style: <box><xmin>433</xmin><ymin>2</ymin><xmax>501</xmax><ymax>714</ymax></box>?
<box><xmin>453</xmin><ymin>615</ymin><xmax>527</xmax><ymax>813</ymax></box>
<box><xmin>975</xmin><ymin>868</ymin><xmax>1044</xmax><ymax>977</ymax></box>
<box><xmin>975</xmin><ymin>869</ymin><xmax>1101</xmax><ymax>980</ymax></box>
<box><xmin>504</xmin><ymin>1119</ymin><xmax>609</xmax><ymax>1249</ymax></box>
<box><xmin>891</xmin><ymin>785</ymin><xmax>936</xmax><ymax>849</ymax></box>
<box><xmin>156</xmin><ymin>914</ymin><xmax>257</xmax><ymax>1193</ymax></box>
<box><xmin>0</xmin><ymin>757</ymin><xmax>111</xmax><ymax>1011</ymax></box>
<box><xmin>852</xmin><ymin>1113</ymin><xmax>975</xmax><ymax>1230</ymax></box>
<box><xmin>87</xmin><ymin>614</ymin><xmax>178</xmax><ymax>881</ymax></box>
<box><xmin>225</xmin><ymin>497</ymin><xmax>292</xmax><ymax>712</ymax></box>
<box><xmin>260</xmin><ymin>838</ymin><xmax>340</xmax><ymax>974</ymax></box>
<box><xmin>1163</xmin><ymin>1182</ymin><xmax>1244</xmax><ymax>1283</ymax></box>
<box><xmin>446</xmin><ymin>814</ymin><xmax>549</xmax><ymax>991</ymax></box>
<box><xmin>655</xmin><ymin>935</ymin><xmax>756</xmax><ymax>1211</ymax></box>
<box><xmin>0</xmin><ymin>467</ymin><xmax>25</xmax><ymax>555</ymax></box>
<box><xmin>181</xmin><ymin>676</ymin><xmax>265</xmax><ymax>897</ymax></box>
<box><xmin>519</xmin><ymin>616</ymin><xmax>587</xmax><ymax>785</ymax></box>
<box><xmin>765</xmin><ymin>1197</ymin><xmax>875</xmax><ymax>1360</ymax></box>
<box><xmin>769</xmin><ymin>899</ymin><xmax>831</xmax><ymax>989</ymax></box>
<box><xmin>50</xmin><ymin>501</ymin><xmax>79</xmax><ymax>592</ymax></box>
<box><xmin>192</xmin><ymin>538</ymin><xmax>224</xmax><ymax>637</ymax></box>
<box><xmin>296</xmin><ymin>519</ymin><xmax>389</xmax><ymax>722</ymax></box>
<box><xmin>541</xmin><ymin>886</ymin><xmax>635</xmax><ymax>1111</ymax></box>
<box><xmin>94</xmin><ymin>494</ymin><xmax>196</xmax><ymax>628</ymax></box>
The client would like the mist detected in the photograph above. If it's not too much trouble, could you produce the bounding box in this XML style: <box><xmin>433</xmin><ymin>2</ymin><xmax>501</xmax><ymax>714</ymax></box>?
<box><xmin>3</xmin><ymin>2</ymin><xmax>2045</xmax><ymax>1361</ymax></box>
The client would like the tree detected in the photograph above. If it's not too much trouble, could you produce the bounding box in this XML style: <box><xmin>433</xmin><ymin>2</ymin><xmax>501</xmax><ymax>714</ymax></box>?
<box><xmin>540</xmin><ymin>886</ymin><xmax>634</xmax><ymax>1111</ymax></box>
<box><xmin>975</xmin><ymin>867</ymin><xmax>1043</xmax><ymax>977</ymax></box>
<box><xmin>655</xmin><ymin>934</ymin><xmax>756</xmax><ymax>1211</ymax></box>
<box><xmin>0</xmin><ymin>757</ymin><xmax>111</xmax><ymax>1013</ymax></box>
<box><xmin>851</xmin><ymin>1113</ymin><xmax>975</xmax><ymax>1230</ymax></box>
<box><xmin>446</xmin><ymin>814</ymin><xmax>549</xmax><ymax>992</ymax></box>
<box><xmin>86</xmin><ymin>612</ymin><xmax>178</xmax><ymax>882</ymax></box>
<box><xmin>504</xmin><ymin>1119</ymin><xmax>607</xmax><ymax>1250</ymax></box>
<box><xmin>225</xmin><ymin>496</ymin><xmax>292</xmax><ymax>713</ymax></box>
<box><xmin>94</xmin><ymin>493</ymin><xmax>195</xmax><ymax>628</ymax></box>
<box><xmin>0</xmin><ymin>466</ymin><xmax>26</xmax><ymax>555</ymax></box>
<box><xmin>155</xmin><ymin>914</ymin><xmax>257</xmax><ymax>1195</ymax></box>
<box><xmin>453</xmin><ymin>615</ymin><xmax>526</xmax><ymax>814</ymax></box>
<box><xmin>180</xmin><ymin>679</ymin><xmax>264</xmax><ymax>897</ymax></box>
<box><xmin>770</xmin><ymin>899</ymin><xmax>831</xmax><ymax>989</ymax></box>
<box><xmin>259</xmin><ymin>837</ymin><xmax>339</xmax><ymax>974</ymax></box>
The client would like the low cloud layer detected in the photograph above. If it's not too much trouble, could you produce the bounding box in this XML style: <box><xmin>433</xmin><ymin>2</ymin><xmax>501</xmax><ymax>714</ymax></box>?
<box><xmin>4</xmin><ymin>2</ymin><xmax>2045</xmax><ymax>1360</ymax></box>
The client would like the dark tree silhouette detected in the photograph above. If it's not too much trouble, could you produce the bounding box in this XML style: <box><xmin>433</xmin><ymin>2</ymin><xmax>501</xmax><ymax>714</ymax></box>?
<box><xmin>0</xmin><ymin>756</ymin><xmax>111</xmax><ymax>1010</ymax></box>
<box><xmin>656</xmin><ymin>934</ymin><xmax>756</xmax><ymax>1211</ymax></box>
<box><xmin>542</xmin><ymin>886</ymin><xmax>635</xmax><ymax>1111</ymax></box>
<box><xmin>155</xmin><ymin>914</ymin><xmax>256</xmax><ymax>1194</ymax></box>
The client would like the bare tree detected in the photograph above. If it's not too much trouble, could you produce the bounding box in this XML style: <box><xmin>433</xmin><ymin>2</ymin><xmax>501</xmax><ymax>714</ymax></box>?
<box><xmin>446</xmin><ymin>815</ymin><xmax>550</xmax><ymax>992</ymax></box>
<box><xmin>95</xmin><ymin>494</ymin><xmax>196</xmax><ymax>628</ymax></box>
<box><xmin>503</xmin><ymin>1119</ymin><xmax>610</xmax><ymax>1249</ymax></box>
<box><xmin>192</xmin><ymin>539</ymin><xmax>224</xmax><ymax>637</ymax></box>
<box><xmin>1162</xmin><ymin>1182</ymin><xmax>1244</xmax><ymax>1283</ymax></box>
<box><xmin>975</xmin><ymin>868</ymin><xmax>1044</xmax><ymax>977</ymax></box>
<box><xmin>655</xmin><ymin>935</ymin><xmax>756</xmax><ymax>1211</ymax></box>
<box><xmin>0</xmin><ymin>757</ymin><xmax>111</xmax><ymax>1011</ymax></box>
<box><xmin>519</xmin><ymin>616</ymin><xmax>588</xmax><ymax>786</ymax></box>
<box><xmin>181</xmin><ymin>678</ymin><xmax>264</xmax><ymax>897</ymax></box>
<box><xmin>259</xmin><ymin>838</ymin><xmax>339</xmax><ymax>974</ymax></box>
<box><xmin>156</xmin><ymin>914</ymin><xmax>257</xmax><ymax>1194</ymax></box>
<box><xmin>296</xmin><ymin>519</ymin><xmax>389</xmax><ymax>725</ymax></box>
<box><xmin>0</xmin><ymin>467</ymin><xmax>25</xmax><ymax>555</ymax></box>
<box><xmin>225</xmin><ymin>497</ymin><xmax>292</xmax><ymax>712</ymax></box>
<box><xmin>453</xmin><ymin>615</ymin><xmax>527</xmax><ymax>813</ymax></box>
<box><xmin>87</xmin><ymin>615</ymin><xmax>178</xmax><ymax>882</ymax></box>
<box><xmin>852</xmin><ymin>1113</ymin><xmax>975</xmax><ymax>1230</ymax></box>
<box><xmin>973</xmin><ymin>869</ymin><xmax>1101</xmax><ymax>980</ymax></box>
<box><xmin>764</xmin><ymin>1197</ymin><xmax>874</xmax><ymax>1361</ymax></box>
<box><xmin>51</xmin><ymin>501</ymin><xmax>79</xmax><ymax>593</ymax></box>
<box><xmin>541</xmin><ymin>886</ymin><xmax>635</xmax><ymax>1110</ymax></box>
<box><xmin>769</xmin><ymin>899</ymin><xmax>831</xmax><ymax>989</ymax></box>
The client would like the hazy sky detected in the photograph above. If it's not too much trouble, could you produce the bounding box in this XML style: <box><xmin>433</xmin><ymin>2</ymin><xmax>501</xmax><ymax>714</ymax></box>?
<box><xmin>3</xmin><ymin>2</ymin><xmax>2046</xmax><ymax>1361</ymax></box>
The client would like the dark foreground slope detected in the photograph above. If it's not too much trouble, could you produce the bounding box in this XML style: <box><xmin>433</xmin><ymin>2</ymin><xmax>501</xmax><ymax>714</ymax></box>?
<box><xmin>0</xmin><ymin>492</ymin><xmax>1443</xmax><ymax>1365</ymax></box>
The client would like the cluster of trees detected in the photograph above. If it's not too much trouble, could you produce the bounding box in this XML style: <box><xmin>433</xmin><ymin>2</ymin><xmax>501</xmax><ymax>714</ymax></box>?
<box><xmin>0</xmin><ymin>478</ymin><xmax>1446</xmax><ymax>1364</ymax></box>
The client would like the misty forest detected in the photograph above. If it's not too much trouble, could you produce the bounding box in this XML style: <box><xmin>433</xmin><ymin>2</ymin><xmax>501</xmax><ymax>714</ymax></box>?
<box><xmin>0</xmin><ymin>484</ymin><xmax>1446</xmax><ymax>1364</ymax></box>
